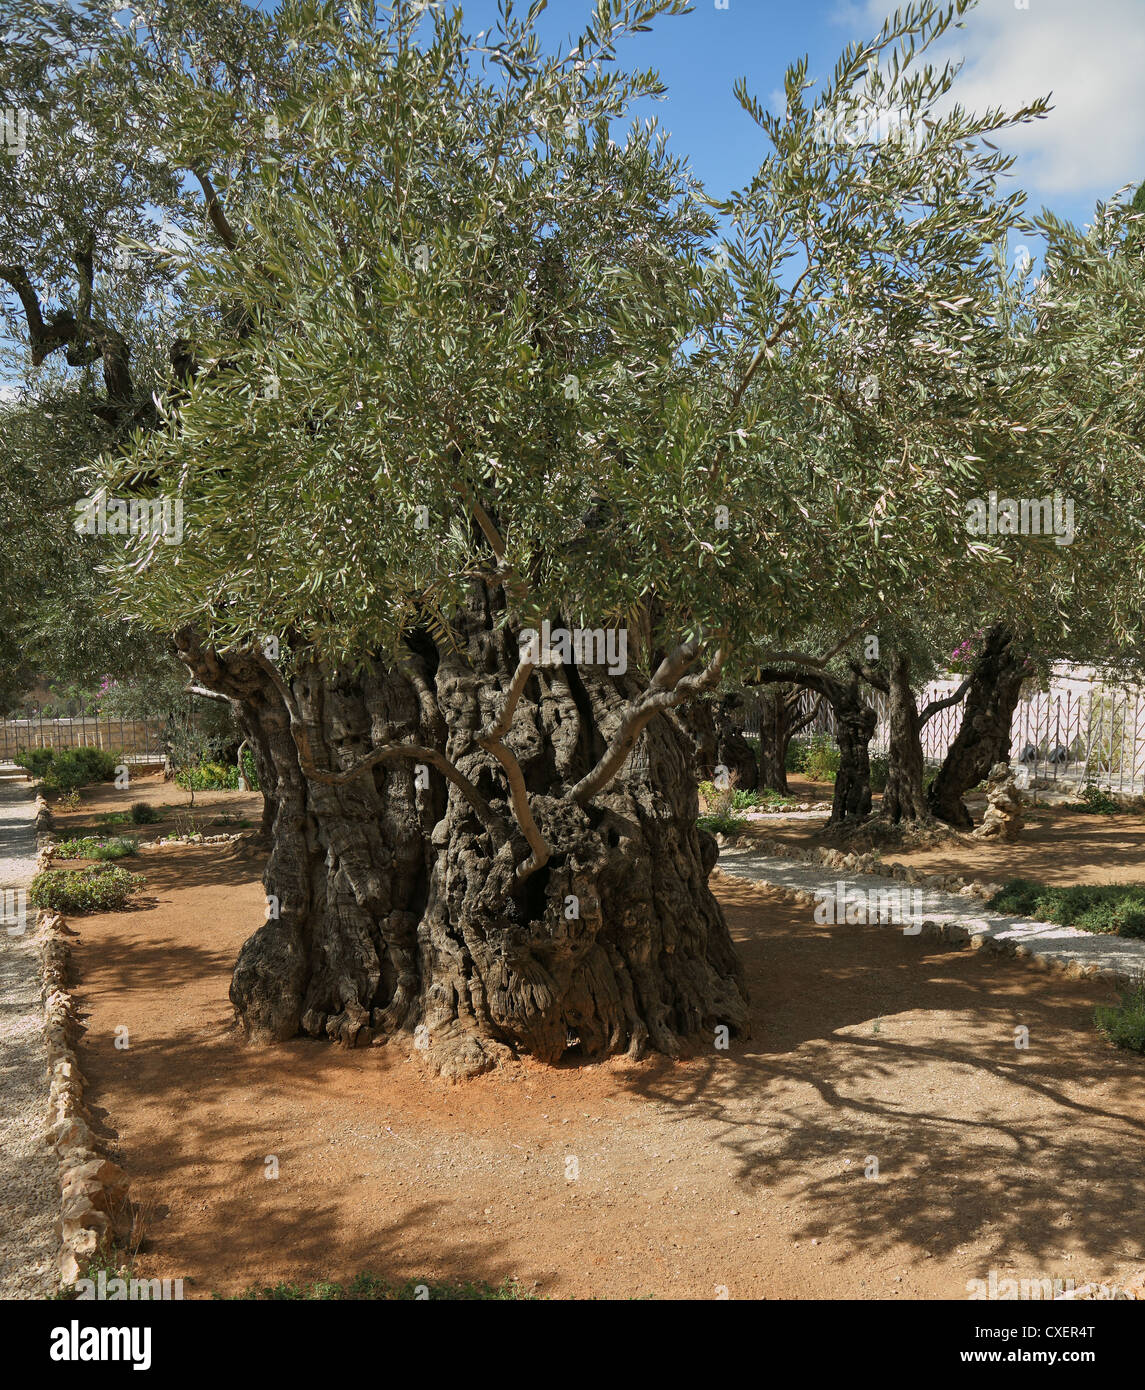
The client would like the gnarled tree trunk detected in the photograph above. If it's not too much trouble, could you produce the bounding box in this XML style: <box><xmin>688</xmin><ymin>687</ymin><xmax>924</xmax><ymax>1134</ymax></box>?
<box><xmin>756</xmin><ymin>684</ymin><xmax>824</xmax><ymax>793</ymax></box>
<box><xmin>713</xmin><ymin>694</ymin><xmax>758</xmax><ymax>791</ymax></box>
<box><xmin>927</xmin><ymin>625</ymin><xmax>1027</xmax><ymax>828</ymax></box>
<box><xmin>756</xmin><ymin>685</ymin><xmax>791</xmax><ymax>793</ymax></box>
<box><xmin>748</xmin><ymin>666</ymin><xmax>876</xmax><ymax>825</ymax></box>
<box><xmin>680</xmin><ymin>700</ymin><xmax>719</xmax><ymax>781</ymax></box>
<box><xmin>829</xmin><ymin>678</ymin><xmax>877</xmax><ymax>826</ymax></box>
<box><xmin>175</xmin><ymin>592</ymin><xmax>749</xmax><ymax>1080</ymax></box>
<box><xmin>880</xmin><ymin>650</ymin><xmax>931</xmax><ymax>824</ymax></box>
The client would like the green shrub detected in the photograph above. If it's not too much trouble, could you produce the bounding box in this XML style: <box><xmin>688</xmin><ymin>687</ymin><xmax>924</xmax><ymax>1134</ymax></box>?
<box><xmin>42</xmin><ymin>754</ymin><xmax>89</xmax><ymax>793</ymax></box>
<box><xmin>1071</xmin><ymin>784</ymin><xmax>1128</xmax><ymax>816</ymax></box>
<box><xmin>54</xmin><ymin>836</ymin><xmax>137</xmax><ymax>861</ymax></box>
<box><xmin>988</xmin><ymin>879</ymin><xmax>1145</xmax><ymax>938</ymax></box>
<box><xmin>785</xmin><ymin>739</ymin><xmax>808</xmax><ymax>773</ymax></box>
<box><xmin>698</xmin><ymin>780</ymin><xmax>742</xmax><ymax>827</ymax></box>
<box><xmin>30</xmin><ymin>865</ymin><xmax>146</xmax><ymax>914</ymax></box>
<box><xmin>802</xmin><ymin>733</ymin><xmax>840</xmax><ymax>783</ymax></box>
<box><xmin>699</xmin><ymin>778</ymin><xmax>732</xmax><ymax>815</ymax></box>
<box><xmin>869</xmin><ymin>754</ymin><xmax>889</xmax><ymax>793</ymax></box>
<box><xmin>130</xmin><ymin>801</ymin><xmax>160</xmax><ymax>824</ymax></box>
<box><xmin>69</xmin><ymin>746</ymin><xmax>118</xmax><ymax>782</ymax></box>
<box><xmin>41</xmin><ymin>746</ymin><xmax>118</xmax><ymax>792</ymax></box>
<box><xmin>697</xmin><ymin>811</ymin><xmax>747</xmax><ymax>836</ymax></box>
<box><xmin>175</xmin><ymin>750</ymin><xmax>260</xmax><ymax>791</ymax></box>
<box><xmin>735</xmin><ymin>787</ymin><xmax>800</xmax><ymax>811</ymax></box>
<box><xmin>15</xmin><ymin>747</ymin><xmax>55</xmax><ymax>778</ymax></box>
<box><xmin>1095</xmin><ymin>983</ymin><xmax>1145</xmax><ymax>1053</ymax></box>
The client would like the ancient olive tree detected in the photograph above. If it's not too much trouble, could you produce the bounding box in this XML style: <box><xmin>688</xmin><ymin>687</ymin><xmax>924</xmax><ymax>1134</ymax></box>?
<box><xmin>4</xmin><ymin>0</ymin><xmax>1047</xmax><ymax>1075</ymax></box>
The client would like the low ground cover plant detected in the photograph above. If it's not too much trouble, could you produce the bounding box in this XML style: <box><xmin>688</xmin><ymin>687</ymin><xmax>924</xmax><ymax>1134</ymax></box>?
<box><xmin>1068</xmin><ymin>784</ymin><xmax>1143</xmax><ymax>816</ymax></box>
<box><xmin>1095</xmin><ymin>982</ymin><xmax>1145</xmax><ymax>1053</ymax></box>
<box><xmin>30</xmin><ymin>865</ymin><xmax>146</xmax><ymax>914</ymax></box>
<box><xmin>989</xmin><ymin>879</ymin><xmax>1145</xmax><ymax>938</ymax></box>
<box><xmin>53</xmin><ymin>835</ymin><xmax>137</xmax><ymax>861</ymax></box>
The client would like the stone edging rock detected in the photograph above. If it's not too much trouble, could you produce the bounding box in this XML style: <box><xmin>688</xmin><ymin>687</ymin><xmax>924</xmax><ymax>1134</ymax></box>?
<box><xmin>727</xmin><ymin>832</ymin><xmax>1004</xmax><ymax>903</ymax></box>
<box><xmin>36</xmin><ymin>816</ymin><xmax>132</xmax><ymax>1286</ymax></box>
<box><xmin>149</xmin><ymin>830</ymin><xmax>242</xmax><ymax>847</ymax></box>
<box><xmin>33</xmin><ymin>792</ymin><xmax>54</xmax><ymax>838</ymax></box>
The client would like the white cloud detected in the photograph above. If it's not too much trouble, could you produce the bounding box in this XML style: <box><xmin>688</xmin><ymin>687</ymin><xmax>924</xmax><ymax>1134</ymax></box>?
<box><xmin>851</xmin><ymin>0</ymin><xmax>1145</xmax><ymax>204</ymax></box>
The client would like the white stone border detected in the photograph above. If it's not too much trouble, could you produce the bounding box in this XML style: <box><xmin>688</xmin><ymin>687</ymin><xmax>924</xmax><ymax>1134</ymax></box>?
<box><xmin>147</xmin><ymin>831</ymin><xmax>242</xmax><ymax>847</ymax></box>
<box><xmin>34</xmin><ymin>799</ymin><xmax>133</xmax><ymax>1285</ymax></box>
<box><xmin>718</xmin><ymin>836</ymin><xmax>1145</xmax><ymax>989</ymax></box>
<box><xmin>728</xmin><ymin>829</ymin><xmax>1004</xmax><ymax>902</ymax></box>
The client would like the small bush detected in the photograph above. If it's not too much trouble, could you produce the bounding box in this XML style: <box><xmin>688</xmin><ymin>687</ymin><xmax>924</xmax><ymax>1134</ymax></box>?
<box><xmin>869</xmin><ymin>755</ymin><xmax>889</xmax><ymax>793</ymax></box>
<box><xmin>41</xmin><ymin>746</ymin><xmax>118</xmax><ymax>792</ymax></box>
<box><xmin>54</xmin><ymin>836</ymin><xmax>137</xmax><ymax>861</ymax></box>
<box><xmin>697</xmin><ymin>811</ymin><xmax>747</xmax><ymax>835</ymax></box>
<box><xmin>1095</xmin><ymin>983</ymin><xmax>1145</xmax><ymax>1053</ymax></box>
<box><xmin>1071</xmin><ymin>784</ymin><xmax>1129</xmax><ymax>816</ymax></box>
<box><xmin>15</xmin><ymin>747</ymin><xmax>55</xmax><ymax>779</ymax></box>
<box><xmin>802</xmin><ymin>733</ymin><xmax>840</xmax><ymax>783</ymax></box>
<box><xmin>175</xmin><ymin>750</ymin><xmax>260</xmax><ymax>792</ymax></box>
<box><xmin>988</xmin><ymin>879</ymin><xmax>1145</xmax><ymax>938</ymax></box>
<box><xmin>30</xmin><ymin>865</ymin><xmax>146</xmax><ymax>914</ymax></box>
<box><xmin>785</xmin><ymin>740</ymin><xmax>808</xmax><ymax>773</ymax></box>
<box><xmin>736</xmin><ymin>787</ymin><xmax>801</xmax><ymax>811</ymax></box>
<box><xmin>130</xmin><ymin>801</ymin><xmax>160</xmax><ymax>825</ymax></box>
<box><xmin>69</xmin><ymin>746</ymin><xmax>118</xmax><ymax>782</ymax></box>
<box><xmin>42</xmin><ymin>755</ymin><xmax>89</xmax><ymax>792</ymax></box>
<box><xmin>699</xmin><ymin>776</ymin><xmax>734</xmax><ymax>816</ymax></box>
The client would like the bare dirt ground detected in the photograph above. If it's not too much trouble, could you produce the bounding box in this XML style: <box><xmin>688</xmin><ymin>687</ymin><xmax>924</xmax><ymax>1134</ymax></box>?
<box><xmin>742</xmin><ymin>797</ymin><xmax>1145</xmax><ymax>887</ymax></box>
<box><xmin>44</xmin><ymin>774</ymin><xmax>1145</xmax><ymax>1300</ymax></box>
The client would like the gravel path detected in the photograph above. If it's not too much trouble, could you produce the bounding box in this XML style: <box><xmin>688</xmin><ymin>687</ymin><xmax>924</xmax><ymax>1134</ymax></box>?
<box><xmin>0</xmin><ymin>768</ymin><xmax>56</xmax><ymax>1299</ymax></box>
<box><xmin>717</xmin><ymin>845</ymin><xmax>1145</xmax><ymax>984</ymax></box>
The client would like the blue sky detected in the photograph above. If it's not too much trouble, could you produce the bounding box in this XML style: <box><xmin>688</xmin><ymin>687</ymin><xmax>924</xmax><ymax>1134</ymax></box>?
<box><xmin>455</xmin><ymin>0</ymin><xmax>1144</xmax><ymax>232</ymax></box>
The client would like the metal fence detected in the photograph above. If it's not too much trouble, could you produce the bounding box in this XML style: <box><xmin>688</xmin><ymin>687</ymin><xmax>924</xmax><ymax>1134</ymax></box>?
<box><xmin>739</xmin><ymin>678</ymin><xmax>1145</xmax><ymax>795</ymax></box>
<box><xmin>0</xmin><ymin>715</ymin><xmax>168</xmax><ymax>765</ymax></box>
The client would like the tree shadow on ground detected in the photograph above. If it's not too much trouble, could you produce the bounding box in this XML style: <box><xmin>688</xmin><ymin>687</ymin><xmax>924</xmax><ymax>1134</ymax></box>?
<box><xmin>619</xmin><ymin>878</ymin><xmax>1145</xmax><ymax>1272</ymax></box>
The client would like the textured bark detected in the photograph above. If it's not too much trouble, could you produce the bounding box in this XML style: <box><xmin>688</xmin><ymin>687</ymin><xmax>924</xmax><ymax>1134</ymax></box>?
<box><xmin>829</xmin><ymin>678</ymin><xmax>877</xmax><ymax>826</ymax></box>
<box><xmin>174</xmin><ymin>593</ymin><xmax>748</xmax><ymax>1080</ymax></box>
<box><xmin>880</xmin><ymin>651</ymin><xmax>931</xmax><ymax>824</ymax></box>
<box><xmin>756</xmin><ymin>686</ymin><xmax>792</xmax><ymax>794</ymax></box>
<box><xmin>680</xmin><ymin>700</ymin><xmax>719</xmax><ymax>781</ymax></box>
<box><xmin>712</xmin><ymin>695</ymin><xmax>758</xmax><ymax>792</ymax></box>
<box><xmin>233</xmin><ymin>703</ymin><xmax>278</xmax><ymax>839</ymax></box>
<box><xmin>755</xmin><ymin>684</ymin><xmax>823</xmax><ymax>793</ymax></box>
<box><xmin>678</xmin><ymin>696</ymin><xmax>757</xmax><ymax>791</ymax></box>
<box><xmin>927</xmin><ymin>626</ymin><xmax>1027</xmax><ymax>829</ymax></box>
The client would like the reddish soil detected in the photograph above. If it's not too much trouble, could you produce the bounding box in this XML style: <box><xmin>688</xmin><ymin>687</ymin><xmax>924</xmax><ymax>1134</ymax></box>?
<box><xmin>741</xmin><ymin>800</ymin><xmax>1145</xmax><ymax>887</ymax></box>
<box><xmin>47</xmin><ymin>775</ymin><xmax>1145</xmax><ymax>1300</ymax></box>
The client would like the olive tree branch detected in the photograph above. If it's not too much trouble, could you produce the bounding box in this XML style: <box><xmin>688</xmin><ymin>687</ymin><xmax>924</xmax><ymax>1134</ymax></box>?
<box><xmin>569</xmin><ymin>640</ymin><xmax>728</xmax><ymax>808</ymax></box>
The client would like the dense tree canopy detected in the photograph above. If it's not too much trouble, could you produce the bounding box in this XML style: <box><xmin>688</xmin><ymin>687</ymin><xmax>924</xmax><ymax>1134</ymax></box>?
<box><xmin>3</xmin><ymin>0</ymin><xmax>1144</xmax><ymax>1071</ymax></box>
